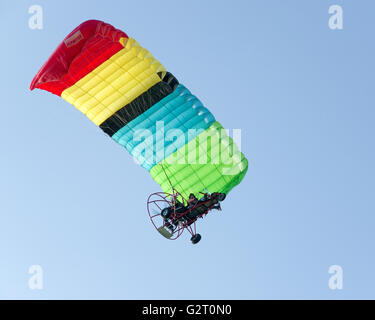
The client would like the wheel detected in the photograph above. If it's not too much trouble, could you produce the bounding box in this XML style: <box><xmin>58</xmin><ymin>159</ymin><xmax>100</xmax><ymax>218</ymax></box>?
<box><xmin>218</xmin><ymin>193</ymin><xmax>226</xmax><ymax>201</ymax></box>
<box><xmin>161</xmin><ymin>207</ymin><xmax>171</xmax><ymax>219</ymax></box>
<box><xmin>190</xmin><ymin>233</ymin><xmax>202</xmax><ymax>244</ymax></box>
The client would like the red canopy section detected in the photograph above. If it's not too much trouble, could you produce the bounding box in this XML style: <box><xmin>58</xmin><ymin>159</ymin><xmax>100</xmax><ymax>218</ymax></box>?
<box><xmin>30</xmin><ymin>20</ymin><xmax>128</xmax><ymax>96</ymax></box>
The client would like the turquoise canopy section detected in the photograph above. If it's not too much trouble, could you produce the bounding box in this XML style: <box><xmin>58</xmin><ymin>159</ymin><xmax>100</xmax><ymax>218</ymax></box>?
<box><xmin>112</xmin><ymin>84</ymin><xmax>216</xmax><ymax>171</ymax></box>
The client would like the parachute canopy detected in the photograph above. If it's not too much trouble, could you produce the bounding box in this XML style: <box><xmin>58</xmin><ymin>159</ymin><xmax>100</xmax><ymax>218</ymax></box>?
<box><xmin>31</xmin><ymin>20</ymin><xmax>248</xmax><ymax>200</ymax></box>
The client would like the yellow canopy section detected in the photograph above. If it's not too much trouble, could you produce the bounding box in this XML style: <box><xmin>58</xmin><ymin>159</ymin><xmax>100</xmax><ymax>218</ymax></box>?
<box><xmin>61</xmin><ymin>37</ymin><xmax>166</xmax><ymax>126</ymax></box>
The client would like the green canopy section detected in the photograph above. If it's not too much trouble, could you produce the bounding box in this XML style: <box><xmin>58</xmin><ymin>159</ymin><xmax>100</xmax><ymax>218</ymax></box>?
<box><xmin>150</xmin><ymin>121</ymin><xmax>248</xmax><ymax>200</ymax></box>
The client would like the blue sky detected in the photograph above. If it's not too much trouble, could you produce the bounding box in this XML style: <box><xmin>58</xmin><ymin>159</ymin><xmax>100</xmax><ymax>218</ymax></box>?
<box><xmin>0</xmin><ymin>0</ymin><xmax>374</xmax><ymax>299</ymax></box>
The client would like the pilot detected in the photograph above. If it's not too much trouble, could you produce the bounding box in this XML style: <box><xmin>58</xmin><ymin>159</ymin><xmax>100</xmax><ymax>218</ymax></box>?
<box><xmin>188</xmin><ymin>193</ymin><xmax>221</xmax><ymax>211</ymax></box>
<box><xmin>187</xmin><ymin>193</ymin><xmax>198</xmax><ymax>208</ymax></box>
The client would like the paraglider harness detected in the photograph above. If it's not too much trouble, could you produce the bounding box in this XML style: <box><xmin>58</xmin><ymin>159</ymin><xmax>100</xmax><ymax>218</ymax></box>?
<box><xmin>161</xmin><ymin>191</ymin><xmax>226</xmax><ymax>230</ymax></box>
